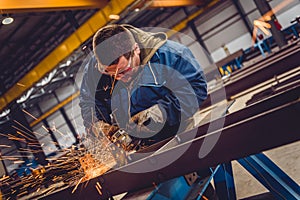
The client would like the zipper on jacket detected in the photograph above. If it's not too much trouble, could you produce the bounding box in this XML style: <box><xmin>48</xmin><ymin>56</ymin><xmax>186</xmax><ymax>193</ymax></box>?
<box><xmin>148</xmin><ymin>61</ymin><xmax>158</xmax><ymax>85</ymax></box>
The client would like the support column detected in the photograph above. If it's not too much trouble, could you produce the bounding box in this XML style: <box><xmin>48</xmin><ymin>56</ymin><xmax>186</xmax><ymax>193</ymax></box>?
<box><xmin>214</xmin><ymin>163</ymin><xmax>237</xmax><ymax>200</ymax></box>
<box><xmin>60</xmin><ymin>107</ymin><xmax>79</xmax><ymax>144</ymax></box>
<box><xmin>233</xmin><ymin>0</ymin><xmax>253</xmax><ymax>35</ymax></box>
<box><xmin>254</xmin><ymin>0</ymin><xmax>287</xmax><ymax>48</ymax></box>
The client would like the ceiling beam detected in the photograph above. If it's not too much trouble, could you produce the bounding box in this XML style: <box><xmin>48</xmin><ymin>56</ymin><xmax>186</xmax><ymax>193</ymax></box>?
<box><xmin>167</xmin><ymin>0</ymin><xmax>220</xmax><ymax>37</ymax></box>
<box><xmin>0</xmin><ymin>0</ymin><xmax>137</xmax><ymax>112</ymax></box>
<box><xmin>0</xmin><ymin>0</ymin><xmax>109</xmax><ymax>13</ymax></box>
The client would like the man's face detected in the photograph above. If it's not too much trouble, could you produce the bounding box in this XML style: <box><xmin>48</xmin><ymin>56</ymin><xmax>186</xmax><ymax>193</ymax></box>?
<box><xmin>103</xmin><ymin>46</ymin><xmax>141</xmax><ymax>83</ymax></box>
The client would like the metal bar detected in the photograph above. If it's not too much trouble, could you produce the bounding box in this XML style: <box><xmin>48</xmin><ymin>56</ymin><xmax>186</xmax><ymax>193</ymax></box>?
<box><xmin>150</xmin><ymin>0</ymin><xmax>206</xmax><ymax>8</ymax></box>
<box><xmin>202</xmin><ymin>42</ymin><xmax>300</xmax><ymax>108</ymax></box>
<box><xmin>135</xmin><ymin>83</ymin><xmax>300</xmax><ymax>156</ymax></box>
<box><xmin>238</xmin><ymin>153</ymin><xmax>300</xmax><ymax>199</ymax></box>
<box><xmin>197</xmin><ymin>165</ymin><xmax>221</xmax><ymax>199</ymax></box>
<box><xmin>43</xmin><ymin>88</ymin><xmax>300</xmax><ymax>199</ymax></box>
<box><xmin>213</xmin><ymin>163</ymin><xmax>236</xmax><ymax>200</ymax></box>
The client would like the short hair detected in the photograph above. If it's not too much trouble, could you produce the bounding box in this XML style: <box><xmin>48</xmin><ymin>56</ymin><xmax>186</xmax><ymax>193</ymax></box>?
<box><xmin>93</xmin><ymin>24</ymin><xmax>135</xmax><ymax>71</ymax></box>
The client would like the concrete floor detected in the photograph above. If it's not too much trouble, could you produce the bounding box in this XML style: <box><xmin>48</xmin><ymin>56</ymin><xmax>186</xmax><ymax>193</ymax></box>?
<box><xmin>232</xmin><ymin>141</ymin><xmax>300</xmax><ymax>199</ymax></box>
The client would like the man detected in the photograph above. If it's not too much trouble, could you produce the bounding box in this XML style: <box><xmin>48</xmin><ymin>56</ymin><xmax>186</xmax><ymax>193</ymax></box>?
<box><xmin>79</xmin><ymin>24</ymin><xmax>218</xmax><ymax>199</ymax></box>
<box><xmin>79</xmin><ymin>24</ymin><xmax>207</xmax><ymax>150</ymax></box>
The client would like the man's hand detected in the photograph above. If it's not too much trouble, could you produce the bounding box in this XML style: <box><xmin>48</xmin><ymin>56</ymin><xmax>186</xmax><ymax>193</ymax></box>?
<box><xmin>91</xmin><ymin>121</ymin><xmax>140</xmax><ymax>151</ymax></box>
<box><xmin>128</xmin><ymin>104</ymin><xmax>166</xmax><ymax>139</ymax></box>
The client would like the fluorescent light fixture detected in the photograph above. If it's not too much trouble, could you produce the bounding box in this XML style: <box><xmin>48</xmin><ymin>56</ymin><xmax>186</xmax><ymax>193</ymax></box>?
<box><xmin>2</xmin><ymin>16</ymin><xmax>14</xmax><ymax>25</ymax></box>
<box><xmin>109</xmin><ymin>14</ymin><xmax>120</xmax><ymax>20</ymax></box>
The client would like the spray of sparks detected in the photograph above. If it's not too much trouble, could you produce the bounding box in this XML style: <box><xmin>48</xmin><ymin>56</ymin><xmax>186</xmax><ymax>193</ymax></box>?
<box><xmin>0</xmin><ymin>109</ymin><xmax>127</xmax><ymax>199</ymax></box>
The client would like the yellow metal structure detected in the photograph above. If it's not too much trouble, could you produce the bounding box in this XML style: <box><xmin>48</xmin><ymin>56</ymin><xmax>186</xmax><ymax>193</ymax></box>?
<box><xmin>150</xmin><ymin>0</ymin><xmax>206</xmax><ymax>8</ymax></box>
<box><xmin>0</xmin><ymin>0</ymin><xmax>108</xmax><ymax>13</ymax></box>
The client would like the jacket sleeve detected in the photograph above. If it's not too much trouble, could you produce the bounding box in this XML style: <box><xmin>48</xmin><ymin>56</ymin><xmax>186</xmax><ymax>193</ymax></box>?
<box><xmin>79</xmin><ymin>56</ymin><xmax>112</xmax><ymax>129</ymax></box>
<box><xmin>158</xmin><ymin>45</ymin><xmax>207</xmax><ymax>126</ymax></box>
<box><xmin>173</xmin><ymin>46</ymin><xmax>208</xmax><ymax>111</ymax></box>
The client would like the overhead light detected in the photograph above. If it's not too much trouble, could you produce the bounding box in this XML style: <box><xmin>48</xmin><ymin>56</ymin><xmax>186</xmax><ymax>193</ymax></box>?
<box><xmin>109</xmin><ymin>14</ymin><xmax>120</xmax><ymax>20</ymax></box>
<box><xmin>82</xmin><ymin>45</ymin><xmax>87</xmax><ymax>50</ymax></box>
<box><xmin>66</xmin><ymin>60</ymin><xmax>72</xmax><ymax>66</ymax></box>
<box><xmin>0</xmin><ymin>109</ymin><xmax>10</xmax><ymax>118</ymax></box>
<box><xmin>2</xmin><ymin>15</ymin><xmax>14</xmax><ymax>25</ymax></box>
<box><xmin>134</xmin><ymin>8</ymin><xmax>140</xmax><ymax>12</ymax></box>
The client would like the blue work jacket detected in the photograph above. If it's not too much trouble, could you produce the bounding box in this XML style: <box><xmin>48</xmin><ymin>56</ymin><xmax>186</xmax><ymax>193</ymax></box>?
<box><xmin>79</xmin><ymin>40</ymin><xmax>207</xmax><ymax>142</ymax></box>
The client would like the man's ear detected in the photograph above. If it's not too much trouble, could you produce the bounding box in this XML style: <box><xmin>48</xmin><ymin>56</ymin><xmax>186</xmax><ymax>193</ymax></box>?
<box><xmin>133</xmin><ymin>43</ymin><xmax>140</xmax><ymax>55</ymax></box>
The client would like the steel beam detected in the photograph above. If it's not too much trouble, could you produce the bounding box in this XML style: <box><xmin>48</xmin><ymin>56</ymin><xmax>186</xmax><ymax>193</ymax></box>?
<box><xmin>43</xmin><ymin>84</ymin><xmax>300</xmax><ymax>200</ymax></box>
<box><xmin>201</xmin><ymin>41</ymin><xmax>300</xmax><ymax>108</ymax></box>
<box><xmin>150</xmin><ymin>0</ymin><xmax>206</xmax><ymax>8</ymax></box>
<box><xmin>0</xmin><ymin>0</ymin><xmax>108</xmax><ymax>13</ymax></box>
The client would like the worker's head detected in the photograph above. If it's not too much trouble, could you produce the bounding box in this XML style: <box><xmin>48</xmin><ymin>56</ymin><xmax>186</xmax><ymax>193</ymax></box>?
<box><xmin>93</xmin><ymin>24</ymin><xmax>141</xmax><ymax>82</ymax></box>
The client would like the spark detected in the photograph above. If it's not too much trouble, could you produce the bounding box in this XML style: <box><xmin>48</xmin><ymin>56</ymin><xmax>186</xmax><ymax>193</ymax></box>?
<box><xmin>17</xmin><ymin>191</ymin><xmax>28</xmax><ymax>198</ymax></box>
<box><xmin>33</xmin><ymin>131</ymin><xmax>44</xmax><ymax>137</ymax></box>
<box><xmin>0</xmin><ymin>175</ymin><xmax>9</xmax><ymax>181</ymax></box>
<box><xmin>8</xmin><ymin>135</ymin><xmax>26</xmax><ymax>142</ymax></box>
<box><xmin>95</xmin><ymin>182</ymin><xmax>103</xmax><ymax>195</ymax></box>
<box><xmin>56</xmin><ymin>129</ymin><xmax>66</xmax><ymax>137</ymax></box>
<box><xmin>14</xmin><ymin>160</ymin><xmax>25</xmax><ymax>164</ymax></box>
<box><xmin>71</xmin><ymin>177</ymin><xmax>83</xmax><ymax>194</ymax></box>
<box><xmin>0</xmin><ymin>130</ymin><xmax>122</xmax><ymax>199</ymax></box>
<box><xmin>22</xmin><ymin>109</ymin><xmax>38</xmax><ymax>120</ymax></box>
<box><xmin>110</xmin><ymin>72</ymin><xmax>118</xmax><ymax>95</ymax></box>
<box><xmin>96</xmin><ymin>181</ymin><xmax>102</xmax><ymax>189</ymax></box>
<box><xmin>13</xmin><ymin>120</ymin><xmax>35</xmax><ymax>136</ymax></box>
<box><xmin>17</xmin><ymin>83</ymin><xmax>25</xmax><ymax>87</ymax></box>
<box><xmin>0</xmin><ymin>144</ymin><xmax>11</xmax><ymax>148</ymax></box>
<box><xmin>15</xmin><ymin>130</ymin><xmax>36</xmax><ymax>142</ymax></box>
<box><xmin>42</xmin><ymin>125</ymin><xmax>49</xmax><ymax>132</ymax></box>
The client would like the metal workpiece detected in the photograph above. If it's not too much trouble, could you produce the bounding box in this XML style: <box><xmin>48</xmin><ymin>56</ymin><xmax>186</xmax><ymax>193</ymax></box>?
<box><xmin>202</xmin><ymin>40</ymin><xmax>300</xmax><ymax>108</ymax></box>
<box><xmin>42</xmin><ymin>82</ymin><xmax>300</xmax><ymax>200</ymax></box>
